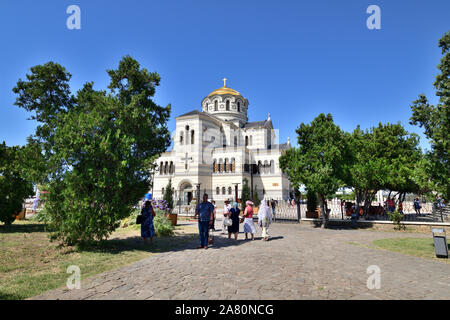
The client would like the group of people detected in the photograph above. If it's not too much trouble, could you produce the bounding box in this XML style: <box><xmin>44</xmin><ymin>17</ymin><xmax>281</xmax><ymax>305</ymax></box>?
<box><xmin>194</xmin><ymin>194</ymin><xmax>273</xmax><ymax>249</ymax></box>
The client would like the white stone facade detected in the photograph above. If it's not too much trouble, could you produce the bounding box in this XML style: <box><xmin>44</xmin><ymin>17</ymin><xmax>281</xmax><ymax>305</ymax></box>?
<box><xmin>152</xmin><ymin>82</ymin><xmax>292</xmax><ymax>205</ymax></box>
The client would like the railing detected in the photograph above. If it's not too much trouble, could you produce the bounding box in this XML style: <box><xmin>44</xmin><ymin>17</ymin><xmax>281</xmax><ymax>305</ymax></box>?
<box><xmin>304</xmin><ymin>201</ymin><xmax>449</xmax><ymax>224</ymax></box>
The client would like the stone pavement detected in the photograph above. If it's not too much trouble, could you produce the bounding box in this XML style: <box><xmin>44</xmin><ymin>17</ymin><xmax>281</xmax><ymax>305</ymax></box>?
<box><xmin>31</xmin><ymin>221</ymin><xmax>450</xmax><ymax>300</ymax></box>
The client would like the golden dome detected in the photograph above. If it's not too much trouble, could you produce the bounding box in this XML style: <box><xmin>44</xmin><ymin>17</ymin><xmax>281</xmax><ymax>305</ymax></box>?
<box><xmin>208</xmin><ymin>86</ymin><xmax>241</xmax><ymax>97</ymax></box>
<box><xmin>207</xmin><ymin>78</ymin><xmax>241</xmax><ymax>97</ymax></box>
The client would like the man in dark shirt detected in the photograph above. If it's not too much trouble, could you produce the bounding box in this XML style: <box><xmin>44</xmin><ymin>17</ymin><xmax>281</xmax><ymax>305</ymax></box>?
<box><xmin>195</xmin><ymin>193</ymin><xmax>215</xmax><ymax>249</ymax></box>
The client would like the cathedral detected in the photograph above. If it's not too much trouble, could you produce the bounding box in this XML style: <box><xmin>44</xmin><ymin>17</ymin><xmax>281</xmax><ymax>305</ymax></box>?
<box><xmin>152</xmin><ymin>79</ymin><xmax>292</xmax><ymax>205</ymax></box>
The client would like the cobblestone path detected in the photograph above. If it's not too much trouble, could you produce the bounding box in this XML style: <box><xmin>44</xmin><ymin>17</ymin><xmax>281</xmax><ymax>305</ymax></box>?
<box><xmin>31</xmin><ymin>222</ymin><xmax>450</xmax><ymax>300</ymax></box>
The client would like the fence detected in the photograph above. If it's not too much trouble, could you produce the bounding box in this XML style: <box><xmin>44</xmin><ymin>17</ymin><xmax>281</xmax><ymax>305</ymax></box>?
<box><xmin>171</xmin><ymin>200</ymin><xmax>449</xmax><ymax>224</ymax></box>
<box><xmin>301</xmin><ymin>200</ymin><xmax>449</xmax><ymax>224</ymax></box>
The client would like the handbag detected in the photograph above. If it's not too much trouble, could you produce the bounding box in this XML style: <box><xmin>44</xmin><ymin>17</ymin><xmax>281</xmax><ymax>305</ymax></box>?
<box><xmin>208</xmin><ymin>234</ymin><xmax>214</xmax><ymax>245</ymax></box>
<box><xmin>224</xmin><ymin>217</ymin><xmax>233</xmax><ymax>227</ymax></box>
<box><xmin>136</xmin><ymin>214</ymin><xmax>143</xmax><ymax>225</ymax></box>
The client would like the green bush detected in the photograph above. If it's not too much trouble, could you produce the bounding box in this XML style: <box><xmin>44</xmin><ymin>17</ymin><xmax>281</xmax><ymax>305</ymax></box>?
<box><xmin>153</xmin><ymin>213</ymin><xmax>174</xmax><ymax>237</ymax></box>
<box><xmin>388</xmin><ymin>210</ymin><xmax>405</xmax><ymax>230</ymax></box>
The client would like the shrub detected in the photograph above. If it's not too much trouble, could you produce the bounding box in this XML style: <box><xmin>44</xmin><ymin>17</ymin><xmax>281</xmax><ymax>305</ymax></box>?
<box><xmin>388</xmin><ymin>210</ymin><xmax>405</xmax><ymax>230</ymax></box>
<box><xmin>153</xmin><ymin>213</ymin><xmax>174</xmax><ymax>237</ymax></box>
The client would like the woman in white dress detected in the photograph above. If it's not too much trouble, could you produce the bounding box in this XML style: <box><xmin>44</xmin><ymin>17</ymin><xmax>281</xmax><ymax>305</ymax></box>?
<box><xmin>258</xmin><ymin>198</ymin><xmax>273</xmax><ymax>241</ymax></box>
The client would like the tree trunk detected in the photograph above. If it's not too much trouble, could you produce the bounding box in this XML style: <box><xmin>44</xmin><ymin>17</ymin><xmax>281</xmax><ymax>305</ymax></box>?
<box><xmin>319</xmin><ymin>193</ymin><xmax>328</xmax><ymax>228</ymax></box>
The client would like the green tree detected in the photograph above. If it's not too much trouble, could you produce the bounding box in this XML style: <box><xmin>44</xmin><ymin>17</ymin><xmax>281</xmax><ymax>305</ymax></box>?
<box><xmin>410</xmin><ymin>32</ymin><xmax>450</xmax><ymax>200</ymax></box>
<box><xmin>13</xmin><ymin>55</ymin><xmax>171</xmax><ymax>244</ymax></box>
<box><xmin>0</xmin><ymin>142</ymin><xmax>34</xmax><ymax>225</ymax></box>
<box><xmin>253</xmin><ymin>185</ymin><xmax>260</xmax><ymax>207</ymax></box>
<box><xmin>241</xmin><ymin>178</ymin><xmax>251</xmax><ymax>211</ymax></box>
<box><xmin>280</xmin><ymin>113</ymin><xmax>347</xmax><ymax>228</ymax></box>
<box><xmin>347</xmin><ymin>123</ymin><xmax>421</xmax><ymax>213</ymax></box>
<box><xmin>163</xmin><ymin>179</ymin><xmax>174</xmax><ymax>211</ymax></box>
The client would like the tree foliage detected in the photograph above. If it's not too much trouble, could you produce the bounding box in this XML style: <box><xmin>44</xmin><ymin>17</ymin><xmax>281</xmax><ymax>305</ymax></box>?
<box><xmin>163</xmin><ymin>179</ymin><xmax>174</xmax><ymax>211</ymax></box>
<box><xmin>347</xmin><ymin>123</ymin><xmax>422</xmax><ymax>211</ymax></box>
<box><xmin>241</xmin><ymin>178</ymin><xmax>251</xmax><ymax>211</ymax></box>
<box><xmin>13</xmin><ymin>55</ymin><xmax>171</xmax><ymax>244</ymax></box>
<box><xmin>0</xmin><ymin>142</ymin><xmax>34</xmax><ymax>225</ymax></box>
<box><xmin>279</xmin><ymin>113</ymin><xmax>348</xmax><ymax>227</ymax></box>
<box><xmin>410</xmin><ymin>32</ymin><xmax>450</xmax><ymax>200</ymax></box>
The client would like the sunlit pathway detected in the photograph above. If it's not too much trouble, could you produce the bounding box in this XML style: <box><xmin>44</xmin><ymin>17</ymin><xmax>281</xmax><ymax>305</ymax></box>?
<box><xmin>31</xmin><ymin>221</ymin><xmax>450</xmax><ymax>300</ymax></box>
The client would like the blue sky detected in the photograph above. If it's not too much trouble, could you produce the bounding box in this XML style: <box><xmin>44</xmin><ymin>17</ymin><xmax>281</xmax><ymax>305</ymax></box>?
<box><xmin>0</xmin><ymin>0</ymin><xmax>449</xmax><ymax>150</ymax></box>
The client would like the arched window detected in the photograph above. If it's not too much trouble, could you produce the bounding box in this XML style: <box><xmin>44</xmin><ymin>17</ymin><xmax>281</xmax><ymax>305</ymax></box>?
<box><xmin>231</xmin><ymin>158</ymin><xmax>236</xmax><ymax>172</ymax></box>
<box><xmin>237</xmin><ymin>101</ymin><xmax>241</xmax><ymax>112</ymax></box>
<box><xmin>226</xmin><ymin>100</ymin><xmax>230</xmax><ymax>111</ymax></box>
<box><xmin>160</xmin><ymin>162</ymin><xmax>163</xmax><ymax>175</ymax></box>
<box><xmin>228</xmin><ymin>187</ymin><xmax>232</xmax><ymax>195</ymax></box>
<box><xmin>169</xmin><ymin>161</ymin><xmax>174</xmax><ymax>174</ymax></box>
<box><xmin>234</xmin><ymin>136</ymin><xmax>237</xmax><ymax>146</ymax></box>
<box><xmin>214</xmin><ymin>100</ymin><xmax>218</xmax><ymax>111</ymax></box>
<box><xmin>164</xmin><ymin>162</ymin><xmax>169</xmax><ymax>174</ymax></box>
<box><xmin>191</xmin><ymin>130</ymin><xmax>195</xmax><ymax>144</ymax></box>
<box><xmin>222</xmin><ymin>133</ymin><xmax>226</xmax><ymax>147</ymax></box>
<box><xmin>162</xmin><ymin>187</ymin><xmax>165</xmax><ymax>195</ymax></box>
<box><xmin>224</xmin><ymin>158</ymin><xmax>228</xmax><ymax>172</ymax></box>
<box><xmin>258</xmin><ymin>161</ymin><xmax>262</xmax><ymax>174</ymax></box>
<box><xmin>222</xmin><ymin>187</ymin><xmax>226</xmax><ymax>195</ymax></box>
<box><xmin>219</xmin><ymin>159</ymin><xmax>223</xmax><ymax>173</ymax></box>
<box><xmin>216</xmin><ymin>187</ymin><xmax>220</xmax><ymax>195</ymax></box>
<box><xmin>213</xmin><ymin>159</ymin><xmax>217</xmax><ymax>173</ymax></box>
<box><xmin>180</xmin><ymin>132</ymin><xmax>184</xmax><ymax>145</ymax></box>
<box><xmin>245</xmin><ymin>136</ymin><xmax>249</xmax><ymax>147</ymax></box>
<box><xmin>270</xmin><ymin>160</ymin><xmax>275</xmax><ymax>174</ymax></box>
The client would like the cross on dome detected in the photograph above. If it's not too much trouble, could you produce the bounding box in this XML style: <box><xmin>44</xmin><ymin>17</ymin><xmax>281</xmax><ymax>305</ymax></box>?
<box><xmin>223</xmin><ymin>78</ymin><xmax>227</xmax><ymax>87</ymax></box>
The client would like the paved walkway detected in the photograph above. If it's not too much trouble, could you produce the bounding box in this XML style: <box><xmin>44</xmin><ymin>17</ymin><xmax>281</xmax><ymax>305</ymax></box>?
<box><xmin>31</xmin><ymin>221</ymin><xmax>450</xmax><ymax>300</ymax></box>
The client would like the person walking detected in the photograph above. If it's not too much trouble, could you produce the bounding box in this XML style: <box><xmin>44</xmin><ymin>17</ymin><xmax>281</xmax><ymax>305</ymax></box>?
<box><xmin>270</xmin><ymin>198</ymin><xmax>276</xmax><ymax>221</ymax></box>
<box><xmin>243</xmin><ymin>200</ymin><xmax>256</xmax><ymax>240</ymax></box>
<box><xmin>211</xmin><ymin>200</ymin><xmax>217</xmax><ymax>231</ymax></box>
<box><xmin>414</xmin><ymin>198</ymin><xmax>421</xmax><ymax>215</ymax></box>
<box><xmin>227</xmin><ymin>202</ymin><xmax>240</xmax><ymax>240</ymax></box>
<box><xmin>141</xmin><ymin>200</ymin><xmax>156</xmax><ymax>245</ymax></box>
<box><xmin>258</xmin><ymin>199</ymin><xmax>273</xmax><ymax>241</ymax></box>
<box><xmin>222</xmin><ymin>200</ymin><xmax>232</xmax><ymax>234</ymax></box>
<box><xmin>194</xmin><ymin>194</ymin><xmax>215</xmax><ymax>249</ymax></box>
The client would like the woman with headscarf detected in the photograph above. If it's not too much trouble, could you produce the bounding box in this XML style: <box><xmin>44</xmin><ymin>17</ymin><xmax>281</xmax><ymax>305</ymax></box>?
<box><xmin>243</xmin><ymin>200</ymin><xmax>256</xmax><ymax>240</ymax></box>
<box><xmin>227</xmin><ymin>202</ymin><xmax>240</xmax><ymax>240</ymax></box>
<box><xmin>141</xmin><ymin>200</ymin><xmax>156</xmax><ymax>244</ymax></box>
<box><xmin>258</xmin><ymin>198</ymin><xmax>273</xmax><ymax>241</ymax></box>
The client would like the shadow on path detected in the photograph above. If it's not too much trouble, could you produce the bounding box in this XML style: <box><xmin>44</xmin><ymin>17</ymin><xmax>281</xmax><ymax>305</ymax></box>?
<box><xmin>0</xmin><ymin>223</ymin><xmax>48</xmax><ymax>234</ymax></box>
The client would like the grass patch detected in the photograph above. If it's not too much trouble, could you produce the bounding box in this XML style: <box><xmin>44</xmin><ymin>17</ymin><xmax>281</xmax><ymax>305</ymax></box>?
<box><xmin>372</xmin><ymin>237</ymin><xmax>450</xmax><ymax>263</ymax></box>
<box><xmin>0</xmin><ymin>220</ymin><xmax>198</xmax><ymax>300</ymax></box>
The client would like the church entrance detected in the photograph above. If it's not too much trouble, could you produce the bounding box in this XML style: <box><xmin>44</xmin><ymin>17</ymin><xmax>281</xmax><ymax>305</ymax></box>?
<box><xmin>179</xmin><ymin>181</ymin><xmax>194</xmax><ymax>205</ymax></box>
<box><xmin>184</xmin><ymin>192</ymin><xmax>193</xmax><ymax>205</ymax></box>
